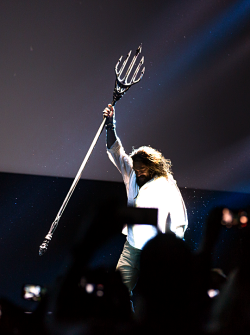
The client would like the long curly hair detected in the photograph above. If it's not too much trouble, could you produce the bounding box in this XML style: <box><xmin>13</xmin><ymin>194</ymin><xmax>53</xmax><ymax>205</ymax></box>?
<box><xmin>130</xmin><ymin>146</ymin><xmax>172</xmax><ymax>178</ymax></box>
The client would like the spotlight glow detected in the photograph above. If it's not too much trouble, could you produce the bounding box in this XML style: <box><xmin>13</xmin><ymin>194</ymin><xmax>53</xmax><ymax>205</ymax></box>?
<box><xmin>207</xmin><ymin>289</ymin><xmax>220</xmax><ymax>298</ymax></box>
<box><xmin>85</xmin><ymin>283</ymin><xmax>94</xmax><ymax>293</ymax></box>
<box><xmin>222</xmin><ymin>208</ymin><xmax>233</xmax><ymax>224</ymax></box>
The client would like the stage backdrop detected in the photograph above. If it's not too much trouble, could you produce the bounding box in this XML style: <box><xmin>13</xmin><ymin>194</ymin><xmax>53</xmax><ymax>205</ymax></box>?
<box><xmin>1</xmin><ymin>0</ymin><xmax>250</xmax><ymax>193</ymax></box>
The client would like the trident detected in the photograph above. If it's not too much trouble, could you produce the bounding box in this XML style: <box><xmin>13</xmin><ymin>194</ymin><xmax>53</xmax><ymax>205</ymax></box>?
<box><xmin>39</xmin><ymin>45</ymin><xmax>145</xmax><ymax>255</ymax></box>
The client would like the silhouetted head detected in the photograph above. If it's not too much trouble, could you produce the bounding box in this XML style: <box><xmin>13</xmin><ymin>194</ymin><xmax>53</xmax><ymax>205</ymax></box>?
<box><xmin>136</xmin><ymin>233</ymin><xmax>201</xmax><ymax>333</ymax></box>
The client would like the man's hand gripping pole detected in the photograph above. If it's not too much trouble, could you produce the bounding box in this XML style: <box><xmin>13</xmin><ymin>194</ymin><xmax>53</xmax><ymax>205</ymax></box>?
<box><xmin>39</xmin><ymin>45</ymin><xmax>145</xmax><ymax>256</ymax></box>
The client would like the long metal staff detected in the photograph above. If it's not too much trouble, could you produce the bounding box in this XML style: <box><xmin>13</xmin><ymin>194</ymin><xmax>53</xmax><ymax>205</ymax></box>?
<box><xmin>39</xmin><ymin>45</ymin><xmax>145</xmax><ymax>256</ymax></box>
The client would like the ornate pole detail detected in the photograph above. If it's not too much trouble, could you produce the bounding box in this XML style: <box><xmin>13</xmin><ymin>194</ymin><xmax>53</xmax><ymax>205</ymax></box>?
<box><xmin>112</xmin><ymin>44</ymin><xmax>145</xmax><ymax>106</ymax></box>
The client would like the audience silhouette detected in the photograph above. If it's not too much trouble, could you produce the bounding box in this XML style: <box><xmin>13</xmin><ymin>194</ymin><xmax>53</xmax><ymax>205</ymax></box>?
<box><xmin>0</xmin><ymin>205</ymin><xmax>249</xmax><ymax>334</ymax></box>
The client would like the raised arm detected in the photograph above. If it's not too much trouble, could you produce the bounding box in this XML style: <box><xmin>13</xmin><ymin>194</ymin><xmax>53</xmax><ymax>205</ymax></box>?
<box><xmin>103</xmin><ymin>104</ymin><xmax>117</xmax><ymax>149</ymax></box>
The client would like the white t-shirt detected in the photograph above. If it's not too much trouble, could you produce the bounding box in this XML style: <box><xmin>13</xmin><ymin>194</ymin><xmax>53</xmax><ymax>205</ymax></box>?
<box><xmin>107</xmin><ymin>138</ymin><xmax>188</xmax><ymax>249</ymax></box>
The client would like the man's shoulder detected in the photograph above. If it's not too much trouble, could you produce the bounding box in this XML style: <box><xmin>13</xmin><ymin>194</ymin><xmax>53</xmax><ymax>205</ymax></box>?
<box><xmin>144</xmin><ymin>175</ymin><xmax>168</xmax><ymax>191</ymax></box>
<box><xmin>150</xmin><ymin>175</ymin><xmax>178</xmax><ymax>192</ymax></box>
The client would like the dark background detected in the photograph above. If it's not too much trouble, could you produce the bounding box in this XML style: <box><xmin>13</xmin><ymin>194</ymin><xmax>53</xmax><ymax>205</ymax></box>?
<box><xmin>1</xmin><ymin>0</ymin><xmax>250</xmax><ymax>311</ymax></box>
<box><xmin>1</xmin><ymin>172</ymin><xmax>250</xmax><ymax>311</ymax></box>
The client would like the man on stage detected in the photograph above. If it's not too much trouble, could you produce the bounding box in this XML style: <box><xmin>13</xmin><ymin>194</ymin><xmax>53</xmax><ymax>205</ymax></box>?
<box><xmin>103</xmin><ymin>104</ymin><xmax>188</xmax><ymax>295</ymax></box>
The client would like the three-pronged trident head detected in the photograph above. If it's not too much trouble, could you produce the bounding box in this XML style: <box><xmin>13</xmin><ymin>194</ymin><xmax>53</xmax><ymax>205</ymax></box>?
<box><xmin>112</xmin><ymin>44</ymin><xmax>145</xmax><ymax>106</ymax></box>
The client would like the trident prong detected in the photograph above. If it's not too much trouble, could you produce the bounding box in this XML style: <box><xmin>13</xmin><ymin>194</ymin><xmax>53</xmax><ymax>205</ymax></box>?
<box><xmin>131</xmin><ymin>56</ymin><xmax>145</xmax><ymax>83</ymax></box>
<box><xmin>112</xmin><ymin>44</ymin><xmax>145</xmax><ymax>105</ymax></box>
<box><xmin>115</xmin><ymin>50</ymin><xmax>132</xmax><ymax>78</ymax></box>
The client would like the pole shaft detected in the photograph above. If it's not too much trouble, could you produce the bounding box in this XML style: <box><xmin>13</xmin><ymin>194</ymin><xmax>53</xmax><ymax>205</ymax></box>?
<box><xmin>39</xmin><ymin>117</ymin><xmax>106</xmax><ymax>255</ymax></box>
